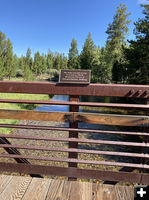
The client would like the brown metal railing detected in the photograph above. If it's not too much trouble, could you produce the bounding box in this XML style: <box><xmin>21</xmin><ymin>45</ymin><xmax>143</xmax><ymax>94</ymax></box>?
<box><xmin>0</xmin><ymin>81</ymin><xmax>149</xmax><ymax>184</ymax></box>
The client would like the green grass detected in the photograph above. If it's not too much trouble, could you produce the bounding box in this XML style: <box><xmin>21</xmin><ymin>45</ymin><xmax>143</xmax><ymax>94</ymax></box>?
<box><xmin>4</xmin><ymin>77</ymin><xmax>25</xmax><ymax>82</ymax></box>
<box><xmin>0</xmin><ymin>86</ymin><xmax>50</xmax><ymax>134</ymax></box>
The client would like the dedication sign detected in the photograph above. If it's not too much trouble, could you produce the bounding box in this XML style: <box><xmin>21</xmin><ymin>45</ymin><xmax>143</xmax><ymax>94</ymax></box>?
<box><xmin>59</xmin><ymin>69</ymin><xmax>91</xmax><ymax>84</ymax></box>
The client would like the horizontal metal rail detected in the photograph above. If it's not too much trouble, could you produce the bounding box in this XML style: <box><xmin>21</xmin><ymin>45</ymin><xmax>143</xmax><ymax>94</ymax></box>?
<box><xmin>1</xmin><ymin>153</ymin><xmax>149</xmax><ymax>169</ymax></box>
<box><xmin>0</xmin><ymin>134</ymin><xmax>148</xmax><ymax>147</ymax></box>
<box><xmin>0</xmin><ymin>124</ymin><xmax>148</xmax><ymax>136</ymax></box>
<box><xmin>0</xmin><ymin>99</ymin><xmax>149</xmax><ymax>110</ymax></box>
<box><xmin>0</xmin><ymin>81</ymin><xmax>149</xmax><ymax>98</ymax></box>
<box><xmin>0</xmin><ymin>162</ymin><xmax>149</xmax><ymax>184</ymax></box>
<box><xmin>0</xmin><ymin>143</ymin><xmax>149</xmax><ymax>158</ymax></box>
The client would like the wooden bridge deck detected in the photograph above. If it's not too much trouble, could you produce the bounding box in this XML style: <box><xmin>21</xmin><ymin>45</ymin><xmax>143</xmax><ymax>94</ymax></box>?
<box><xmin>0</xmin><ymin>174</ymin><xmax>134</xmax><ymax>200</ymax></box>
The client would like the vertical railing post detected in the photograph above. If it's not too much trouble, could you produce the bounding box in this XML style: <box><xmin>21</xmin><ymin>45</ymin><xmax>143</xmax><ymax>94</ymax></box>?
<box><xmin>68</xmin><ymin>95</ymin><xmax>79</xmax><ymax>181</ymax></box>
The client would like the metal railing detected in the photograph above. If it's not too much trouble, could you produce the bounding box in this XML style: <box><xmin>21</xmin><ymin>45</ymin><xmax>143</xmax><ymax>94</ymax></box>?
<box><xmin>0</xmin><ymin>81</ymin><xmax>149</xmax><ymax>184</ymax></box>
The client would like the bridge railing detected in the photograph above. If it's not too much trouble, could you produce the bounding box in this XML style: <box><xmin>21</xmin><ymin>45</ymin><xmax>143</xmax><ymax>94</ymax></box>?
<box><xmin>0</xmin><ymin>81</ymin><xmax>149</xmax><ymax>184</ymax></box>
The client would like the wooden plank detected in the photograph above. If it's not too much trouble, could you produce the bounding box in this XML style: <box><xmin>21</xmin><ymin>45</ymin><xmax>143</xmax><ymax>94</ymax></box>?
<box><xmin>115</xmin><ymin>185</ymin><xmax>134</xmax><ymax>200</ymax></box>
<box><xmin>80</xmin><ymin>182</ymin><xmax>92</xmax><ymax>200</ymax></box>
<box><xmin>0</xmin><ymin>81</ymin><xmax>149</xmax><ymax>98</ymax></box>
<box><xmin>46</xmin><ymin>180</ymin><xmax>92</xmax><ymax>200</ymax></box>
<box><xmin>92</xmin><ymin>184</ymin><xmax>134</xmax><ymax>200</ymax></box>
<box><xmin>0</xmin><ymin>109</ymin><xmax>73</xmax><ymax>122</ymax></box>
<box><xmin>46</xmin><ymin>180</ymin><xmax>71</xmax><ymax>200</ymax></box>
<box><xmin>22</xmin><ymin>177</ymin><xmax>51</xmax><ymax>200</ymax></box>
<box><xmin>93</xmin><ymin>184</ymin><xmax>115</xmax><ymax>200</ymax></box>
<box><xmin>45</xmin><ymin>179</ymin><xmax>133</xmax><ymax>200</ymax></box>
<box><xmin>74</xmin><ymin>112</ymin><xmax>149</xmax><ymax>127</ymax></box>
<box><xmin>0</xmin><ymin>175</ymin><xmax>13</xmax><ymax>195</ymax></box>
<box><xmin>0</xmin><ymin>109</ymin><xmax>148</xmax><ymax>126</ymax></box>
<box><xmin>0</xmin><ymin>175</ymin><xmax>32</xmax><ymax>200</ymax></box>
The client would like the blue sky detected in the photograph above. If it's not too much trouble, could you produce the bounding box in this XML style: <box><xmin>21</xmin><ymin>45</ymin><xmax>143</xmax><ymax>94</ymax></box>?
<box><xmin>0</xmin><ymin>0</ymin><xmax>147</xmax><ymax>57</ymax></box>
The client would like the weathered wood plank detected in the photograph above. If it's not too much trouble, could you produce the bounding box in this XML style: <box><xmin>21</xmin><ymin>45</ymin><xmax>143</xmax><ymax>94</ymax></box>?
<box><xmin>92</xmin><ymin>184</ymin><xmax>134</xmax><ymax>200</ymax></box>
<box><xmin>0</xmin><ymin>81</ymin><xmax>149</xmax><ymax>98</ymax></box>
<box><xmin>74</xmin><ymin>112</ymin><xmax>149</xmax><ymax>127</ymax></box>
<box><xmin>0</xmin><ymin>175</ymin><xmax>13</xmax><ymax>195</ymax></box>
<box><xmin>0</xmin><ymin>175</ymin><xmax>32</xmax><ymax>200</ymax></box>
<box><xmin>115</xmin><ymin>185</ymin><xmax>134</xmax><ymax>200</ymax></box>
<box><xmin>0</xmin><ymin>175</ymin><xmax>135</xmax><ymax>200</ymax></box>
<box><xmin>46</xmin><ymin>180</ymin><xmax>71</xmax><ymax>200</ymax></box>
<box><xmin>22</xmin><ymin>177</ymin><xmax>51</xmax><ymax>200</ymax></box>
<box><xmin>0</xmin><ymin>109</ymin><xmax>73</xmax><ymax>122</ymax></box>
<box><xmin>93</xmin><ymin>184</ymin><xmax>115</xmax><ymax>200</ymax></box>
<box><xmin>0</xmin><ymin>109</ymin><xmax>148</xmax><ymax>126</ymax></box>
<box><xmin>80</xmin><ymin>182</ymin><xmax>92</xmax><ymax>200</ymax></box>
<box><xmin>46</xmin><ymin>180</ymin><xmax>93</xmax><ymax>200</ymax></box>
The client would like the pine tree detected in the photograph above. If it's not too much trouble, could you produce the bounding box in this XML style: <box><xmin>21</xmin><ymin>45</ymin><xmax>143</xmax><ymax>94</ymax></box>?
<box><xmin>47</xmin><ymin>49</ymin><xmax>53</xmax><ymax>69</ymax></box>
<box><xmin>0</xmin><ymin>31</ymin><xmax>7</xmax><ymax>79</ymax></box>
<box><xmin>125</xmin><ymin>5</ymin><xmax>149</xmax><ymax>84</ymax></box>
<box><xmin>41</xmin><ymin>53</ymin><xmax>47</xmax><ymax>73</ymax></box>
<box><xmin>106</xmin><ymin>4</ymin><xmax>131</xmax><ymax>83</ymax></box>
<box><xmin>106</xmin><ymin>4</ymin><xmax>131</xmax><ymax>51</ymax></box>
<box><xmin>23</xmin><ymin>64</ymin><xmax>34</xmax><ymax>81</ymax></box>
<box><xmin>25</xmin><ymin>48</ymin><xmax>33</xmax><ymax>70</ymax></box>
<box><xmin>5</xmin><ymin>38</ymin><xmax>15</xmax><ymax>79</ymax></box>
<box><xmin>92</xmin><ymin>47</ymin><xmax>112</xmax><ymax>83</ymax></box>
<box><xmin>60</xmin><ymin>53</ymin><xmax>68</xmax><ymax>69</ymax></box>
<box><xmin>53</xmin><ymin>53</ymin><xmax>61</xmax><ymax>70</ymax></box>
<box><xmin>80</xmin><ymin>32</ymin><xmax>95</xmax><ymax>70</ymax></box>
<box><xmin>33</xmin><ymin>51</ymin><xmax>41</xmax><ymax>75</ymax></box>
<box><xmin>0</xmin><ymin>57</ymin><xmax>4</xmax><ymax>80</ymax></box>
<box><xmin>68</xmin><ymin>38</ymin><xmax>80</xmax><ymax>69</ymax></box>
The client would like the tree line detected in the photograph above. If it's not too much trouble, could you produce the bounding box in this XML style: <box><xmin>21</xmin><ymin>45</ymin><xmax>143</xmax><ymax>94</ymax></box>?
<box><xmin>0</xmin><ymin>4</ymin><xmax>149</xmax><ymax>84</ymax></box>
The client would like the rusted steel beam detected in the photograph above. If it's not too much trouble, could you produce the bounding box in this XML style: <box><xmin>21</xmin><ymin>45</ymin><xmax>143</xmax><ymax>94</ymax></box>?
<box><xmin>0</xmin><ymin>143</ymin><xmax>149</xmax><ymax>158</ymax></box>
<box><xmin>0</xmin><ymin>124</ymin><xmax>149</xmax><ymax>136</ymax></box>
<box><xmin>1</xmin><ymin>98</ymin><xmax>149</xmax><ymax>110</ymax></box>
<box><xmin>0</xmin><ymin>154</ymin><xmax>149</xmax><ymax>169</ymax></box>
<box><xmin>68</xmin><ymin>95</ymin><xmax>79</xmax><ymax>181</ymax></box>
<box><xmin>0</xmin><ymin>162</ymin><xmax>149</xmax><ymax>184</ymax></box>
<box><xmin>0</xmin><ymin>109</ymin><xmax>149</xmax><ymax>126</ymax></box>
<box><xmin>0</xmin><ymin>81</ymin><xmax>149</xmax><ymax>98</ymax></box>
<box><xmin>0</xmin><ymin>133</ymin><xmax>148</xmax><ymax>147</ymax></box>
<box><xmin>0</xmin><ymin>138</ymin><xmax>42</xmax><ymax>178</ymax></box>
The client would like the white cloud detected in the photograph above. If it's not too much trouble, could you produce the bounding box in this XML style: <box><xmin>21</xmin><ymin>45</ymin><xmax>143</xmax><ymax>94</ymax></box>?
<box><xmin>138</xmin><ymin>0</ymin><xmax>149</xmax><ymax>4</ymax></box>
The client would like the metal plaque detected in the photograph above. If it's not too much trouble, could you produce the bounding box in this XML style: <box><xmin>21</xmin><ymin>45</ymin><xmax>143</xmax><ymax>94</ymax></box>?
<box><xmin>59</xmin><ymin>69</ymin><xmax>91</xmax><ymax>84</ymax></box>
